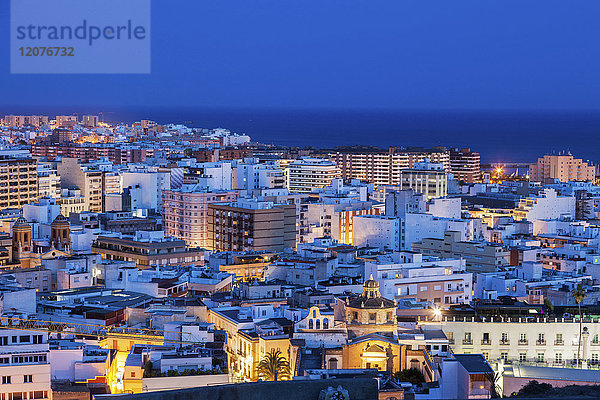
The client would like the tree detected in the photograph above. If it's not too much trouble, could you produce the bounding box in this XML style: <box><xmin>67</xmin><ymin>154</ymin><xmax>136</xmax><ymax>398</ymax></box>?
<box><xmin>256</xmin><ymin>350</ymin><xmax>291</xmax><ymax>381</ymax></box>
<box><xmin>571</xmin><ymin>284</ymin><xmax>587</xmax><ymax>368</ymax></box>
<box><xmin>143</xmin><ymin>361</ymin><xmax>153</xmax><ymax>378</ymax></box>
<box><xmin>392</xmin><ymin>368</ymin><xmax>425</xmax><ymax>385</ymax></box>
<box><xmin>513</xmin><ymin>380</ymin><xmax>552</xmax><ymax>397</ymax></box>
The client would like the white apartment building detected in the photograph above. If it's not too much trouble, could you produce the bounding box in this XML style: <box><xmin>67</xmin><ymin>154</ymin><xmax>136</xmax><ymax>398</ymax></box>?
<box><xmin>402</xmin><ymin>214</ymin><xmax>480</xmax><ymax>251</ymax></box>
<box><xmin>353</xmin><ymin>215</ymin><xmax>400</xmax><ymax>251</ymax></box>
<box><xmin>398</xmin><ymin>160</ymin><xmax>448</xmax><ymax>200</ymax></box>
<box><xmin>286</xmin><ymin>158</ymin><xmax>341</xmax><ymax>193</ymax></box>
<box><xmin>0</xmin><ymin>329</ymin><xmax>51</xmax><ymax>400</ymax></box>
<box><xmin>513</xmin><ymin>188</ymin><xmax>575</xmax><ymax>222</ymax></box>
<box><xmin>422</xmin><ymin>318</ymin><xmax>600</xmax><ymax>367</ymax></box>
<box><xmin>231</xmin><ymin>159</ymin><xmax>286</xmax><ymax>195</ymax></box>
<box><xmin>36</xmin><ymin>163</ymin><xmax>60</xmax><ymax>200</ymax></box>
<box><xmin>412</xmin><ymin>231</ymin><xmax>509</xmax><ymax>272</ymax></box>
<box><xmin>122</xmin><ymin>171</ymin><xmax>171</xmax><ymax>212</ymax></box>
<box><xmin>365</xmin><ymin>252</ymin><xmax>471</xmax><ymax>308</ymax></box>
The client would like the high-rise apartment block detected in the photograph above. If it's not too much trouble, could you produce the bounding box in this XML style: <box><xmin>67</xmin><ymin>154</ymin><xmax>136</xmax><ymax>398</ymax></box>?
<box><xmin>286</xmin><ymin>158</ymin><xmax>341</xmax><ymax>193</ymax></box>
<box><xmin>55</xmin><ymin>115</ymin><xmax>78</xmax><ymax>128</ymax></box>
<box><xmin>163</xmin><ymin>186</ymin><xmax>239</xmax><ymax>248</ymax></box>
<box><xmin>530</xmin><ymin>154</ymin><xmax>596</xmax><ymax>183</ymax></box>
<box><xmin>208</xmin><ymin>199</ymin><xmax>296</xmax><ymax>252</ymax></box>
<box><xmin>449</xmin><ymin>148</ymin><xmax>481</xmax><ymax>183</ymax></box>
<box><xmin>56</xmin><ymin>158</ymin><xmax>103</xmax><ymax>213</ymax></box>
<box><xmin>2</xmin><ymin>115</ymin><xmax>48</xmax><ymax>128</ymax></box>
<box><xmin>331</xmin><ymin>147</ymin><xmax>450</xmax><ymax>186</ymax></box>
<box><xmin>0</xmin><ymin>157</ymin><xmax>38</xmax><ymax>211</ymax></box>
<box><xmin>81</xmin><ymin>115</ymin><xmax>99</xmax><ymax>127</ymax></box>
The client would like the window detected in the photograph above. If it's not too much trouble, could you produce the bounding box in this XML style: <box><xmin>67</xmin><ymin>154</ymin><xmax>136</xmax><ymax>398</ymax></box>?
<box><xmin>556</xmin><ymin>333</ymin><xmax>563</xmax><ymax>344</ymax></box>
<box><xmin>19</xmin><ymin>336</ymin><xmax>29</xmax><ymax>343</ymax></box>
<box><xmin>537</xmin><ymin>333</ymin><xmax>545</xmax><ymax>344</ymax></box>
<box><xmin>24</xmin><ymin>375</ymin><xmax>32</xmax><ymax>383</ymax></box>
<box><xmin>482</xmin><ymin>352</ymin><xmax>489</xmax><ymax>360</ymax></box>
<box><xmin>2</xmin><ymin>376</ymin><xmax>10</xmax><ymax>384</ymax></box>
<box><xmin>32</xmin><ymin>335</ymin><xmax>42</xmax><ymax>344</ymax></box>
<box><xmin>537</xmin><ymin>353</ymin><xmax>544</xmax><ymax>362</ymax></box>
<box><xmin>593</xmin><ymin>334</ymin><xmax>599</xmax><ymax>344</ymax></box>
<box><xmin>519</xmin><ymin>333</ymin><xmax>527</xmax><ymax>343</ymax></box>
<box><xmin>482</xmin><ymin>332</ymin><xmax>490</xmax><ymax>344</ymax></box>
<box><xmin>464</xmin><ymin>332</ymin><xmax>472</xmax><ymax>344</ymax></box>
<box><xmin>0</xmin><ymin>337</ymin><xmax>6</xmax><ymax>346</ymax></box>
<box><xmin>555</xmin><ymin>353</ymin><xmax>562</xmax><ymax>363</ymax></box>
<box><xmin>591</xmin><ymin>353</ymin><xmax>599</xmax><ymax>364</ymax></box>
<box><xmin>500</xmin><ymin>352</ymin><xmax>508</xmax><ymax>360</ymax></box>
<box><xmin>501</xmin><ymin>332</ymin><xmax>508</xmax><ymax>343</ymax></box>
<box><xmin>369</xmin><ymin>313</ymin><xmax>376</xmax><ymax>322</ymax></box>
<box><xmin>519</xmin><ymin>353</ymin><xmax>527</xmax><ymax>362</ymax></box>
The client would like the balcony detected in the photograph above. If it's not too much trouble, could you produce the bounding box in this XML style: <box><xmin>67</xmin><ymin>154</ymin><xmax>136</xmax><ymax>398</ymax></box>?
<box><xmin>462</xmin><ymin>339</ymin><xmax>473</xmax><ymax>345</ymax></box>
<box><xmin>500</xmin><ymin>339</ymin><xmax>510</xmax><ymax>345</ymax></box>
<box><xmin>536</xmin><ymin>340</ymin><xmax>546</xmax><ymax>346</ymax></box>
<box><xmin>518</xmin><ymin>339</ymin><xmax>528</xmax><ymax>345</ymax></box>
<box><xmin>481</xmin><ymin>339</ymin><xmax>491</xmax><ymax>345</ymax></box>
<box><xmin>554</xmin><ymin>340</ymin><xmax>564</xmax><ymax>346</ymax></box>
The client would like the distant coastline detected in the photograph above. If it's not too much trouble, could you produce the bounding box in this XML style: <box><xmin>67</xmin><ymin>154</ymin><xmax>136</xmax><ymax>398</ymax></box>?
<box><xmin>3</xmin><ymin>107</ymin><xmax>599</xmax><ymax>164</ymax></box>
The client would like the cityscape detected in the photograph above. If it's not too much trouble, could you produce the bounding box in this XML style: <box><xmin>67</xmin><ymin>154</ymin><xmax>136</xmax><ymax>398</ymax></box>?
<box><xmin>3</xmin><ymin>0</ymin><xmax>600</xmax><ymax>399</ymax></box>
<box><xmin>0</xmin><ymin>114</ymin><xmax>597</xmax><ymax>400</ymax></box>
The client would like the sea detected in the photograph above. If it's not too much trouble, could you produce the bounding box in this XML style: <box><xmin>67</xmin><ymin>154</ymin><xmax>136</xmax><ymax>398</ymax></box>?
<box><xmin>6</xmin><ymin>107</ymin><xmax>600</xmax><ymax>164</ymax></box>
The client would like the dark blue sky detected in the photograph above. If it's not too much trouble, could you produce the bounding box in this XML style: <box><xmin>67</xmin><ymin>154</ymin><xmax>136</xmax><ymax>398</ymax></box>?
<box><xmin>1</xmin><ymin>0</ymin><xmax>600</xmax><ymax>111</ymax></box>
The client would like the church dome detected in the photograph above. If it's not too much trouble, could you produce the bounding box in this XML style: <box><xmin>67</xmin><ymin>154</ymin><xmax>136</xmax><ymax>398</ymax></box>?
<box><xmin>13</xmin><ymin>217</ymin><xmax>29</xmax><ymax>227</ymax></box>
<box><xmin>51</xmin><ymin>214</ymin><xmax>69</xmax><ymax>226</ymax></box>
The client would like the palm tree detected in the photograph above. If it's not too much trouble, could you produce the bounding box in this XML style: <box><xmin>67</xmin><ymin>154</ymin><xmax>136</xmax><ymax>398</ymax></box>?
<box><xmin>256</xmin><ymin>350</ymin><xmax>291</xmax><ymax>381</ymax></box>
<box><xmin>571</xmin><ymin>284</ymin><xmax>587</xmax><ymax>368</ymax></box>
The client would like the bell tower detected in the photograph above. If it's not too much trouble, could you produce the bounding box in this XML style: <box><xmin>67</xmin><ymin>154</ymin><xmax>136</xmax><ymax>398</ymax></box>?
<box><xmin>50</xmin><ymin>214</ymin><xmax>71</xmax><ymax>251</ymax></box>
<box><xmin>12</xmin><ymin>216</ymin><xmax>32</xmax><ymax>262</ymax></box>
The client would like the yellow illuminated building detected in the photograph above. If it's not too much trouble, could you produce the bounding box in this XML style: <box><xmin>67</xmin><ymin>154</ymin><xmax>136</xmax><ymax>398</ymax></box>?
<box><xmin>209</xmin><ymin>307</ymin><xmax>298</xmax><ymax>382</ymax></box>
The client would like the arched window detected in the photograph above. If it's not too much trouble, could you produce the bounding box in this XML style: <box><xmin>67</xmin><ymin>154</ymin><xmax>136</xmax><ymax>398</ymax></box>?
<box><xmin>313</xmin><ymin>309</ymin><xmax>317</xmax><ymax>318</ymax></box>
<box><xmin>308</xmin><ymin>319</ymin><xmax>313</xmax><ymax>329</ymax></box>
<box><xmin>316</xmin><ymin>319</ymin><xmax>321</xmax><ymax>329</ymax></box>
<box><xmin>323</xmin><ymin>318</ymin><xmax>329</xmax><ymax>329</ymax></box>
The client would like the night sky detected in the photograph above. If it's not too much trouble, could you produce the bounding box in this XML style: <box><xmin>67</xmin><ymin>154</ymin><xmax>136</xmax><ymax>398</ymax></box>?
<box><xmin>1</xmin><ymin>0</ymin><xmax>600</xmax><ymax>111</ymax></box>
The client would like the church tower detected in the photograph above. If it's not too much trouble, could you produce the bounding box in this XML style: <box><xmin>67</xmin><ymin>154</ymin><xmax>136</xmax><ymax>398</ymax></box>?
<box><xmin>12</xmin><ymin>216</ymin><xmax>32</xmax><ymax>262</ymax></box>
<box><xmin>50</xmin><ymin>214</ymin><xmax>71</xmax><ymax>251</ymax></box>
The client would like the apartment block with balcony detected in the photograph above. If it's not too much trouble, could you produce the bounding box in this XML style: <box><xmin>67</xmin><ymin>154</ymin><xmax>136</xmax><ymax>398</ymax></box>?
<box><xmin>0</xmin><ymin>328</ymin><xmax>51</xmax><ymax>400</ymax></box>
<box><xmin>331</xmin><ymin>147</ymin><xmax>450</xmax><ymax>187</ymax></box>
<box><xmin>398</xmin><ymin>160</ymin><xmax>448</xmax><ymax>200</ymax></box>
<box><xmin>0</xmin><ymin>157</ymin><xmax>38</xmax><ymax>211</ymax></box>
<box><xmin>208</xmin><ymin>199</ymin><xmax>296</xmax><ymax>252</ymax></box>
<box><xmin>530</xmin><ymin>154</ymin><xmax>596</xmax><ymax>183</ymax></box>
<box><xmin>162</xmin><ymin>186</ymin><xmax>239</xmax><ymax>248</ymax></box>
<box><xmin>449</xmin><ymin>148</ymin><xmax>481</xmax><ymax>183</ymax></box>
<box><xmin>422</xmin><ymin>316</ymin><xmax>600</xmax><ymax>368</ymax></box>
<box><xmin>91</xmin><ymin>231</ymin><xmax>204</xmax><ymax>268</ymax></box>
<box><xmin>286</xmin><ymin>158</ymin><xmax>341</xmax><ymax>193</ymax></box>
